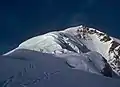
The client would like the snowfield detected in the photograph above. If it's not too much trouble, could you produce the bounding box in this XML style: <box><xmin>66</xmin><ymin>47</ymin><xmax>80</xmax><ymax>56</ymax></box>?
<box><xmin>1</xmin><ymin>49</ymin><xmax>120</xmax><ymax>87</ymax></box>
<box><xmin>2</xmin><ymin>25</ymin><xmax>120</xmax><ymax>87</ymax></box>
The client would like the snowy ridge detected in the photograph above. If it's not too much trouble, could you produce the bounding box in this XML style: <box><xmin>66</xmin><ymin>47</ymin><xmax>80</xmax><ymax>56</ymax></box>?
<box><xmin>4</xmin><ymin>25</ymin><xmax>120</xmax><ymax>77</ymax></box>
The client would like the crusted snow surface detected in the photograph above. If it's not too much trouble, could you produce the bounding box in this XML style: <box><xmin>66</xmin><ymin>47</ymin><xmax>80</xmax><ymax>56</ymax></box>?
<box><xmin>4</xmin><ymin>25</ymin><xmax>120</xmax><ymax>76</ymax></box>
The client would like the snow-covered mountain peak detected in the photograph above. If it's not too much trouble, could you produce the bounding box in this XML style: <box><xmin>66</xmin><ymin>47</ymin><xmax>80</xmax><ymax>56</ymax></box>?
<box><xmin>4</xmin><ymin>25</ymin><xmax>120</xmax><ymax>77</ymax></box>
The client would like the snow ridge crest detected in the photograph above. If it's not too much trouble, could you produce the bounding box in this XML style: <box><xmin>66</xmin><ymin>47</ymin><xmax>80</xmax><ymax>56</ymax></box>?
<box><xmin>4</xmin><ymin>25</ymin><xmax>120</xmax><ymax>77</ymax></box>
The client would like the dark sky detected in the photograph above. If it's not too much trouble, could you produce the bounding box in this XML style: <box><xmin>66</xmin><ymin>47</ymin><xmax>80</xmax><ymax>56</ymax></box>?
<box><xmin>0</xmin><ymin>0</ymin><xmax>120</xmax><ymax>54</ymax></box>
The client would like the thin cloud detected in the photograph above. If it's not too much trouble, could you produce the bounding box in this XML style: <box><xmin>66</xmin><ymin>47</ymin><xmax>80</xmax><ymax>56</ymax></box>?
<box><xmin>68</xmin><ymin>13</ymin><xmax>88</xmax><ymax>27</ymax></box>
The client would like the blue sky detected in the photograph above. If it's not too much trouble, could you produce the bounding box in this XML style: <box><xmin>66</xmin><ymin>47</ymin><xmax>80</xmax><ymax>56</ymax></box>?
<box><xmin>0</xmin><ymin>0</ymin><xmax>120</xmax><ymax>54</ymax></box>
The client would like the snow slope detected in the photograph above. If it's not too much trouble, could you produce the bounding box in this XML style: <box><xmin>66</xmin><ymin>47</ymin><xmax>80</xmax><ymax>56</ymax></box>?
<box><xmin>4</xmin><ymin>25</ymin><xmax>120</xmax><ymax>76</ymax></box>
<box><xmin>1</xmin><ymin>49</ymin><xmax>120</xmax><ymax>87</ymax></box>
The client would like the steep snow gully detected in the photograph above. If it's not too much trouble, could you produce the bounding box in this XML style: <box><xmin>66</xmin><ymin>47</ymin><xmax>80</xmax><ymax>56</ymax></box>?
<box><xmin>3</xmin><ymin>25</ymin><xmax>120</xmax><ymax>79</ymax></box>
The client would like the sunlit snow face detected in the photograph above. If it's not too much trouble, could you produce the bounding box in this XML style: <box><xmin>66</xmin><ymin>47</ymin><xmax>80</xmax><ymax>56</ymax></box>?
<box><xmin>3</xmin><ymin>25</ymin><xmax>119</xmax><ymax>77</ymax></box>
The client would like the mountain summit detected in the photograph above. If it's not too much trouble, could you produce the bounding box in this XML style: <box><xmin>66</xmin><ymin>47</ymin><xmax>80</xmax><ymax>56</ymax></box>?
<box><xmin>4</xmin><ymin>25</ymin><xmax>120</xmax><ymax>77</ymax></box>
